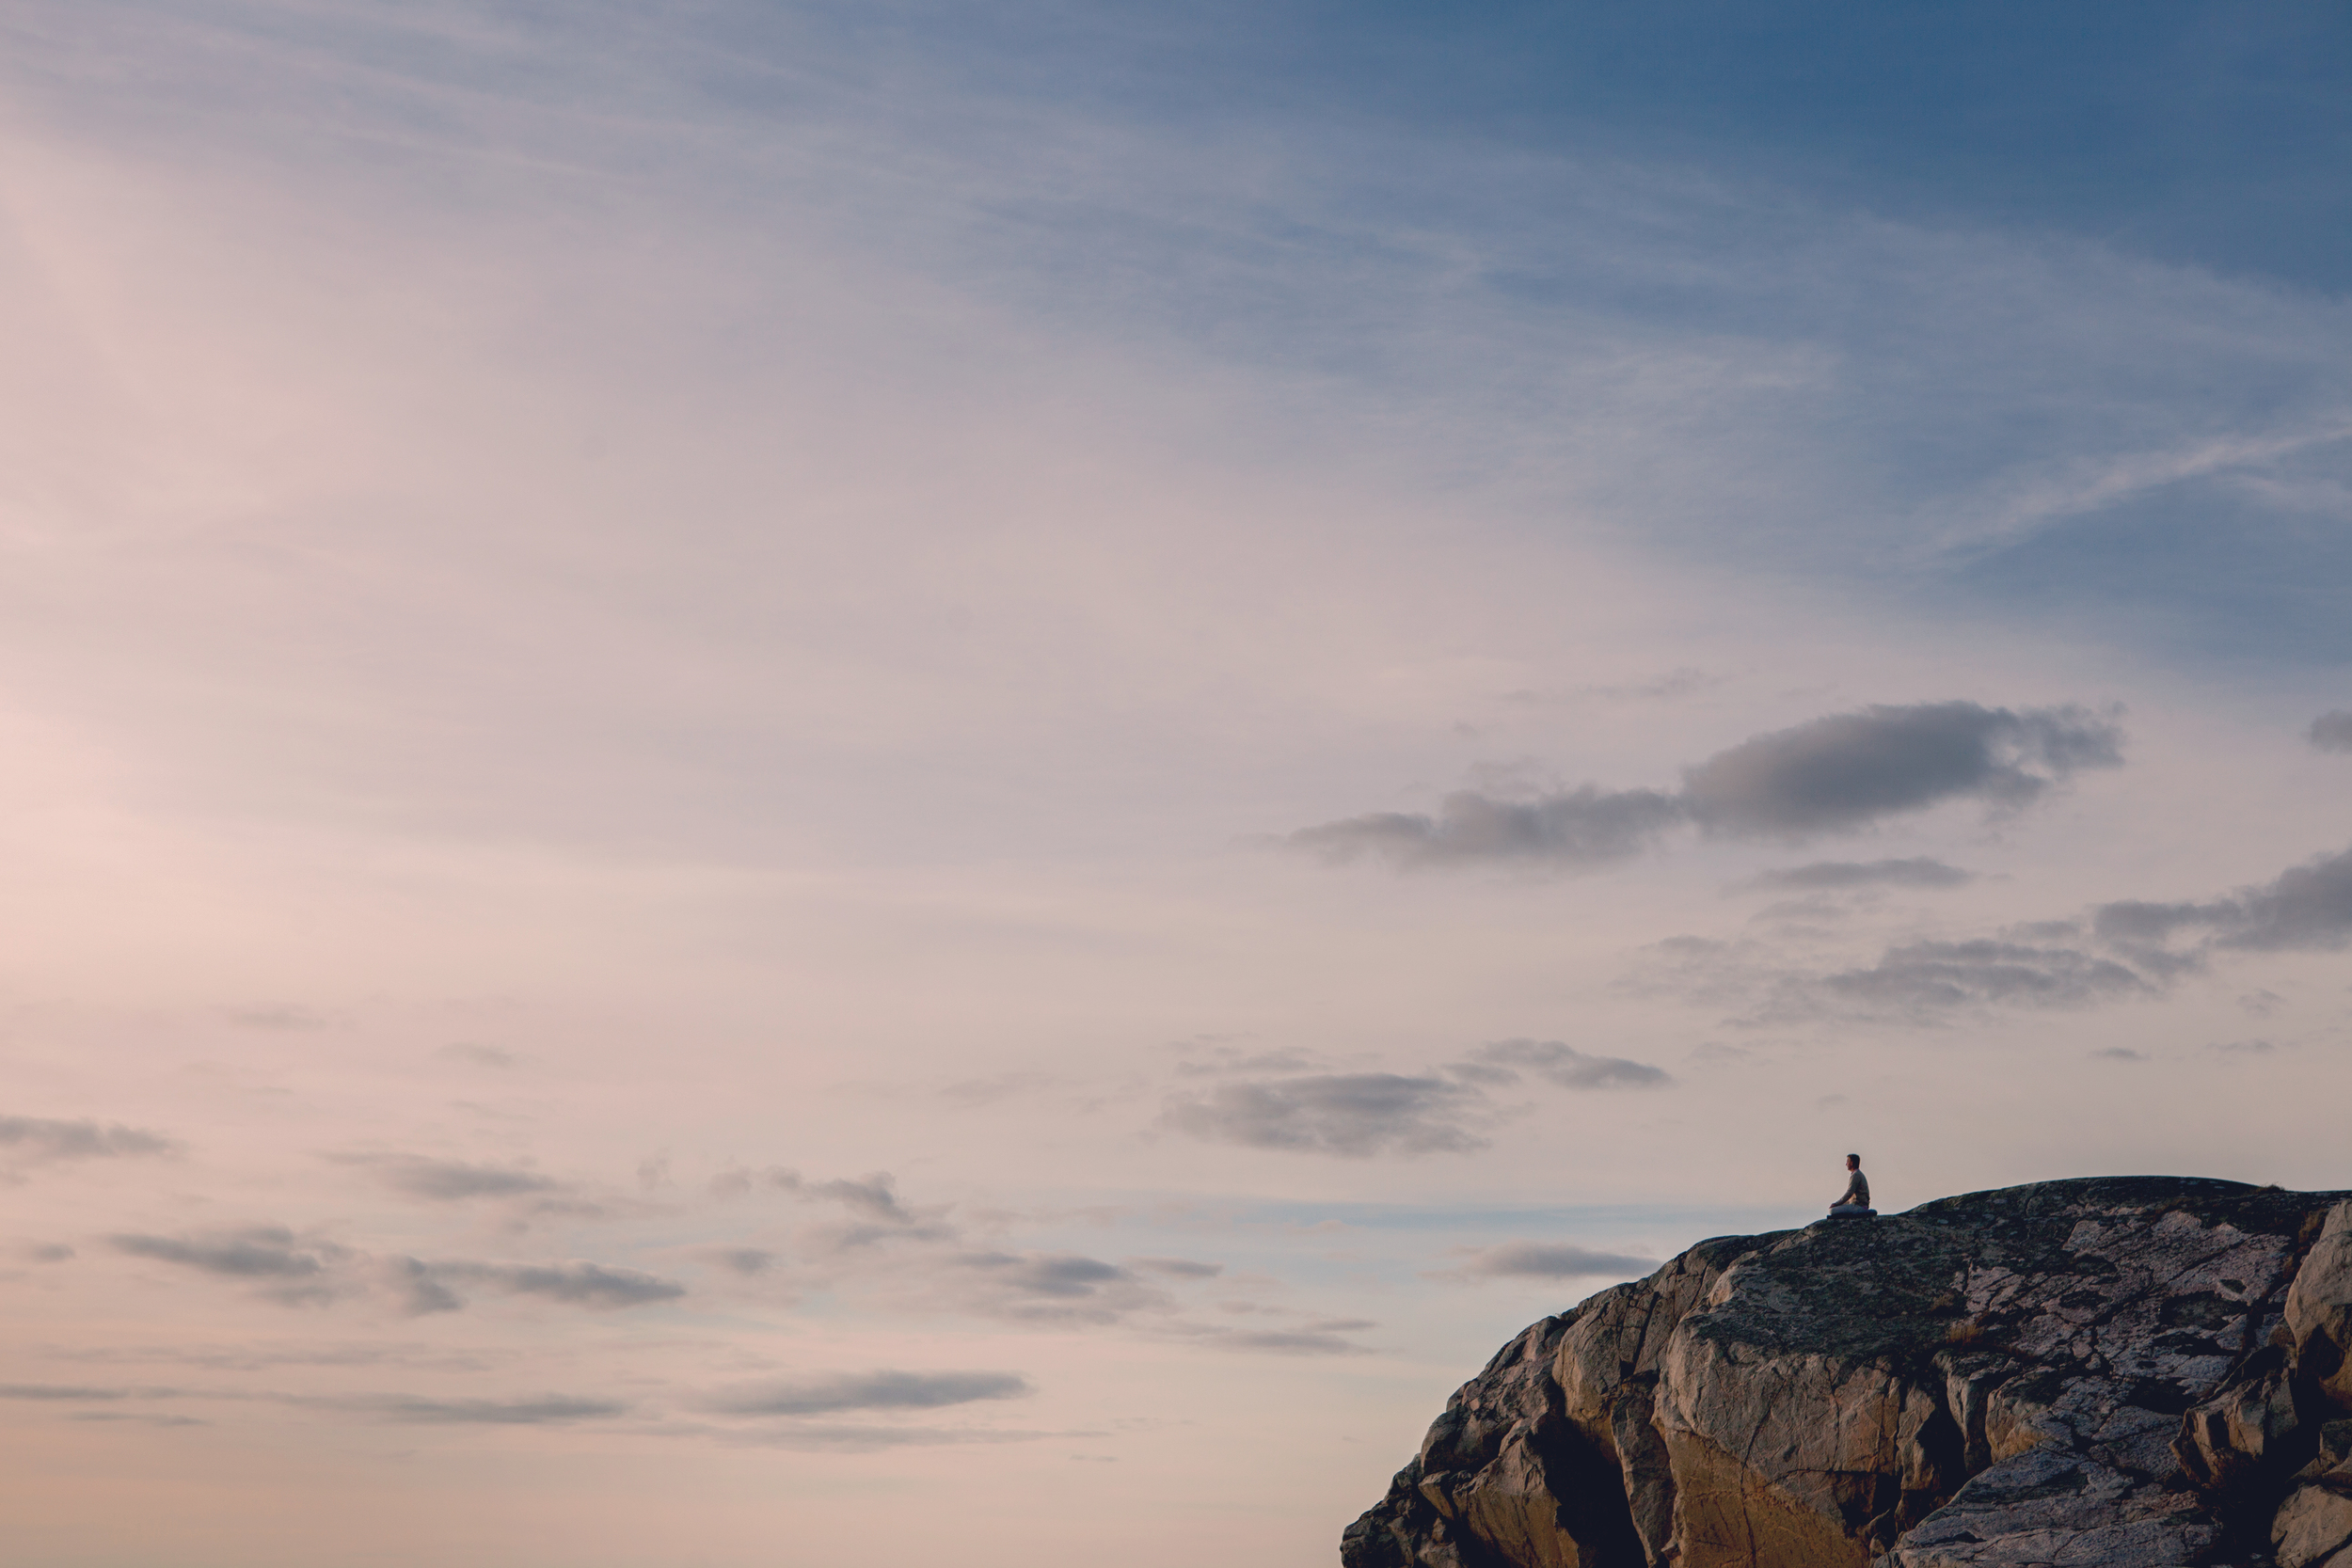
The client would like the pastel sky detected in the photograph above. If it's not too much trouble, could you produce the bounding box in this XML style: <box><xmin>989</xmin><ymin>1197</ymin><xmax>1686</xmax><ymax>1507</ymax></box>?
<box><xmin>4</xmin><ymin>4</ymin><xmax>2350</xmax><ymax>1565</ymax></box>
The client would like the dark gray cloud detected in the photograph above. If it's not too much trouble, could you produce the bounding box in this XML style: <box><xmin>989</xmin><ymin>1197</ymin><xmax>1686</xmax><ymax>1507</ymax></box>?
<box><xmin>1288</xmin><ymin>785</ymin><xmax>1683</xmax><ymax>870</ymax></box>
<box><xmin>402</xmin><ymin>1259</ymin><xmax>687</xmax><ymax>1313</ymax></box>
<box><xmin>2091</xmin><ymin>1048</ymin><xmax>2148</xmax><ymax>1062</ymax></box>
<box><xmin>704</xmin><ymin>1370</ymin><xmax>1030</xmax><ymax>1418</ymax></box>
<box><xmin>360</xmin><ymin>1156</ymin><xmax>564</xmax><ymax>1202</ymax></box>
<box><xmin>112</xmin><ymin>1227</ymin><xmax>338</xmax><ymax>1280</ymax></box>
<box><xmin>1814</xmin><ymin>940</ymin><xmax>2151</xmax><ymax>1016</ymax></box>
<box><xmin>1454</xmin><ymin>1039</ymin><xmax>1669</xmax><ymax>1090</ymax></box>
<box><xmin>2312</xmin><ymin>711</ymin><xmax>2352</xmax><ymax>752</ymax></box>
<box><xmin>1447</xmin><ymin>1243</ymin><xmax>1658</xmax><ymax>1280</ymax></box>
<box><xmin>308</xmin><ymin>1394</ymin><xmax>628</xmax><ymax>1425</ymax></box>
<box><xmin>1654</xmin><ymin>843</ymin><xmax>2352</xmax><ymax>1031</ymax></box>
<box><xmin>936</xmin><ymin>1250</ymin><xmax>1169</xmax><ymax>1325</ymax></box>
<box><xmin>1679</xmin><ymin>702</ymin><xmax>2122</xmax><ymax>837</ymax></box>
<box><xmin>1160</xmin><ymin>1073</ymin><xmax>1486</xmax><ymax>1156</ymax></box>
<box><xmin>1737</xmin><ymin>858</ymin><xmax>1975</xmax><ymax>892</ymax></box>
<box><xmin>1290</xmin><ymin>701</ymin><xmax>2122</xmax><ymax>870</ymax></box>
<box><xmin>2093</xmin><ymin>845</ymin><xmax>2352</xmax><ymax>955</ymax></box>
<box><xmin>0</xmin><ymin>1117</ymin><xmax>177</xmax><ymax>1163</ymax></box>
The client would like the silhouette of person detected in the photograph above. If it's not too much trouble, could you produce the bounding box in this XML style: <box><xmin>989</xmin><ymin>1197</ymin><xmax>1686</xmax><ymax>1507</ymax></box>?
<box><xmin>1829</xmin><ymin>1153</ymin><xmax>1873</xmax><ymax>1218</ymax></box>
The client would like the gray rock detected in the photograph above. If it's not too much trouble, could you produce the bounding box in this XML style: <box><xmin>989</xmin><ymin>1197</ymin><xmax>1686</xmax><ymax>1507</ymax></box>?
<box><xmin>1344</xmin><ymin>1177</ymin><xmax>2352</xmax><ymax>1568</ymax></box>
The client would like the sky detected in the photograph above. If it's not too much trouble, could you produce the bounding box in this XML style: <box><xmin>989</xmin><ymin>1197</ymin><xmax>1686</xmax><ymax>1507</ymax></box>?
<box><xmin>1</xmin><ymin>3</ymin><xmax>2349</xmax><ymax>1564</ymax></box>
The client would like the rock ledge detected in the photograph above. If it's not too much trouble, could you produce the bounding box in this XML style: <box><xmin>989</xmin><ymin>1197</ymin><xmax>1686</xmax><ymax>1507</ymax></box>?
<box><xmin>1344</xmin><ymin>1178</ymin><xmax>2352</xmax><ymax>1568</ymax></box>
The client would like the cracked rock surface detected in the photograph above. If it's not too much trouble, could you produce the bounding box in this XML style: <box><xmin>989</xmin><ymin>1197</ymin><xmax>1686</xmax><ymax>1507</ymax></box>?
<box><xmin>1343</xmin><ymin>1179</ymin><xmax>2352</xmax><ymax>1568</ymax></box>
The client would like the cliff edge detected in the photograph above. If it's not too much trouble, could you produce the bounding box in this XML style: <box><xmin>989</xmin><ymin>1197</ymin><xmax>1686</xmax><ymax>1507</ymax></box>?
<box><xmin>1343</xmin><ymin>1178</ymin><xmax>2352</xmax><ymax>1568</ymax></box>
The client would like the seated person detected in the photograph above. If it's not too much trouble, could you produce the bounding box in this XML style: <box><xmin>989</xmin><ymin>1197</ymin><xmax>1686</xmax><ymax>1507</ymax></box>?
<box><xmin>1828</xmin><ymin>1153</ymin><xmax>1874</xmax><ymax>1217</ymax></box>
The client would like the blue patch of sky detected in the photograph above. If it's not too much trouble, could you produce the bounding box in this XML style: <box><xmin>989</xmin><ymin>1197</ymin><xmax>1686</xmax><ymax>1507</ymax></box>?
<box><xmin>19</xmin><ymin>1</ymin><xmax>2351</xmax><ymax>668</ymax></box>
<box><xmin>698</xmin><ymin>0</ymin><xmax>2352</xmax><ymax>293</ymax></box>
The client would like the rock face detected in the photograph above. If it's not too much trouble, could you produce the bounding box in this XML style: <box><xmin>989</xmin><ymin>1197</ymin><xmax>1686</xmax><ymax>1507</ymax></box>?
<box><xmin>1343</xmin><ymin>1179</ymin><xmax>2352</xmax><ymax>1568</ymax></box>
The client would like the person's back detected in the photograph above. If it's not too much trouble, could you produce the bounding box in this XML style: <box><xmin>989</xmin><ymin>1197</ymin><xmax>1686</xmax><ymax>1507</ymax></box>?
<box><xmin>1829</xmin><ymin>1153</ymin><xmax>1873</xmax><ymax>1218</ymax></box>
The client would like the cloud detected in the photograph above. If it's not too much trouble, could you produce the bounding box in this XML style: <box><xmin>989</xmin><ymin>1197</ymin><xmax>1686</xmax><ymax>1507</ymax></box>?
<box><xmin>1126</xmin><ymin>1258</ymin><xmax>1221</xmax><ymax>1278</ymax></box>
<box><xmin>398</xmin><ymin>1259</ymin><xmax>687</xmax><ymax>1313</ymax></box>
<box><xmin>2314</xmin><ymin>712</ymin><xmax>2352</xmax><ymax>752</ymax></box>
<box><xmin>1288</xmin><ymin>702</ymin><xmax>2122</xmax><ymax>870</ymax></box>
<box><xmin>357</xmin><ymin>1156</ymin><xmax>564</xmax><ymax>1202</ymax></box>
<box><xmin>1160</xmin><ymin>1073</ymin><xmax>1486</xmax><ymax>1156</ymax></box>
<box><xmin>0</xmin><ymin>1383</ymin><xmax>171</xmax><ymax>1402</ymax></box>
<box><xmin>711</xmin><ymin>1167</ymin><xmax>932</xmax><ymax>1226</ymax></box>
<box><xmin>800</xmin><ymin>1175</ymin><xmax>918</xmax><ymax>1225</ymax></box>
<box><xmin>2090</xmin><ymin>1047</ymin><xmax>2148</xmax><ymax>1061</ymax></box>
<box><xmin>707</xmin><ymin>1247</ymin><xmax>778</xmax><ymax>1275</ymax></box>
<box><xmin>703</xmin><ymin>1370</ymin><xmax>1031</xmax><ymax>1418</ymax></box>
<box><xmin>1214</xmin><ymin>1328</ymin><xmax>1367</xmax><ymax>1354</ymax></box>
<box><xmin>111</xmin><ymin>1227</ymin><xmax>352</xmax><ymax>1306</ymax></box>
<box><xmin>0</xmin><ymin>1117</ymin><xmax>177</xmax><ymax>1164</ymax></box>
<box><xmin>702</xmin><ymin>1422</ymin><xmax>1073</xmax><ymax>1452</ymax></box>
<box><xmin>112</xmin><ymin>1227</ymin><xmax>338</xmax><ymax>1280</ymax></box>
<box><xmin>1287</xmin><ymin>785</ymin><xmax>1683</xmax><ymax>870</ymax></box>
<box><xmin>305</xmin><ymin>1395</ymin><xmax>629</xmax><ymax>1425</ymax></box>
<box><xmin>1678</xmin><ymin>702</ymin><xmax>2122</xmax><ymax>837</ymax></box>
<box><xmin>2093</xmin><ymin>845</ymin><xmax>2352</xmax><ymax>955</ymax></box>
<box><xmin>933</xmin><ymin>1252</ymin><xmax>1173</xmax><ymax>1325</ymax></box>
<box><xmin>1442</xmin><ymin>1242</ymin><xmax>1658</xmax><ymax>1280</ymax></box>
<box><xmin>1810</xmin><ymin>940</ymin><xmax>2152</xmax><ymax>1018</ymax></box>
<box><xmin>1646</xmin><ymin>841</ymin><xmax>2352</xmax><ymax>1031</ymax></box>
<box><xmin>1454</xmin><ymin>1038</ymin><xmax>1669</xmax><ymax>1089</ymax></box>
<box><xmin>1736</xmin><ymin>858</ymin><xmax>1976</xmax><ymax>892</ymax></box>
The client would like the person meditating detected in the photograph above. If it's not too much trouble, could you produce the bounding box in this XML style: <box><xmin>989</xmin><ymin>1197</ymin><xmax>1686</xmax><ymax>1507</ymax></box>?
<box><xmin>1828</xmin><ymin>1153</ymin><xmax>1874</xmax><ymax>1218</ymax></box>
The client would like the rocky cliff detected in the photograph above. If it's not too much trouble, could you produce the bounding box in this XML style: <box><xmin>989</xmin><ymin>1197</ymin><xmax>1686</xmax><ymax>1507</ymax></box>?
<box><xmin>1344</xmin><ymin>1178</ymin><xmax>2352</xmax><ymax>1568</ymax></box>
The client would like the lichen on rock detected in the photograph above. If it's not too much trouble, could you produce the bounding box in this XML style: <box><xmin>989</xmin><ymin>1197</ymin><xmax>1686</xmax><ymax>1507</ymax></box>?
<box><xmin>1343</xmin><ymin>1177</ymin><xmax>2352</xmax><ymax>1568</ymax></box>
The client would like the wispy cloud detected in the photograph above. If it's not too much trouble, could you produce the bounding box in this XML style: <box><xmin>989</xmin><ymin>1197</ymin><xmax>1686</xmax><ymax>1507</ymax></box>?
<box><xmin>2313</xmin><ymin>712</ymin><xmax>2352</xmax><ymax>753</ymax></box>
<box><xmin>112</xmin><ymin>1228</ymin><xmax>346</xmax><ymax>1306</ymax></box>
<box><xmin>2093</xmin><ymin>845</ymin><xmax>2352</xmax><ymax>956</ymax></box>
<box><xmin>1436</xmin><ymin>1242</ymin><xmax>1657</xmax><ymax>1281</ymax></box>
<box><xmin>1449</xmin><ymin>1039</ymin><xmax>1669</xmax><ymax>1090</ymax></box>
<box><xmin>348</xmin><ymin>1155</ymin><xmax>564</xmax><ymax>1202</ymax></box>
<box><xmin>1734</xmin><ymin>858</ymin><xmax>1976</xmax><ymax>893</ymax></box>
<box><xmin>1648</xmin><ymin>841</ymin><xmax>2352</xmax><ymax>1028</ymax></box>
<box><xmin>1160</xmin><ymin>1073</ymin><xmax>1486</xmax><ymax>1157</ymax></box>
<box><xmin>702</xmin><ymin>1370</ymin><xmax>1030</xmax><ymax>1418</ymax></box>
<box><xmin>299</xmin><ymin>1394</ymin><xmax>630</xmax><ymax>1425</ymax></box>
<box><xmin>0</xmin><ymin>1117</ymin><xmax>178</xmax><ymax>1164</ymax></box>
<box><xmin>1290</xmin><ymin>701</ymin><xmax>2121</xmax><ymax>870</ymax></box>
<box><xmin>389</xmin><ymin>1258</ymin><xmax>686</xmax><ymax>1315</ymax></box>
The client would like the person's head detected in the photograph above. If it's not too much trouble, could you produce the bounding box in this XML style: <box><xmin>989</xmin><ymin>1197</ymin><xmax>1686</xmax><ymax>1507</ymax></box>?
<box><xmin>1846</xmin><ymin>1153</ymin><xmax>1860</xmax><ymax>1169</ymax></box>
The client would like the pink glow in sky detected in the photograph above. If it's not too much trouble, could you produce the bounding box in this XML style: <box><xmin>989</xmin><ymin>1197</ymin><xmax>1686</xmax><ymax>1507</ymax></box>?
<box><xmin>4</xmin><ymin>6</ymin><xmax>2350</xmax><ymax>1566</ymax></box>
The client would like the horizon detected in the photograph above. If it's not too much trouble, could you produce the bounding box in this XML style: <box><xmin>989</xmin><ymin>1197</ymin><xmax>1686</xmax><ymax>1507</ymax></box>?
<box><xmin>3</xmin><ymin>5</ymin><xmax>2350</xmax><ymax>1565</ymax></box>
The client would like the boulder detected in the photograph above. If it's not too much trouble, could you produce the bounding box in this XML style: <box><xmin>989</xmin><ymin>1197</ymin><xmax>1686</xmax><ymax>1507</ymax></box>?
<box><xmin>2272</xmin><ymin>1482</ymin><xmax>2352</xmax><ymax>1568</ymax></box>
<box><xmin>1345</xmin><ymin>1178</ymin><xmax>2352</xmax><ymax>1568</ymax></box>
<box><xmin>2289</xmin><ymin>1200</ymin><xmax>2352</xmax><ymax>1410</ymax></box>
<box><xmin>2174</xmin><ymin>1355</ymin><xmax>2306</xmax><ymax>1492</ymax></box>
